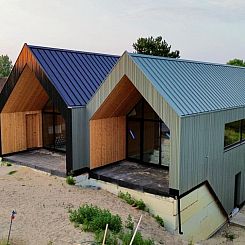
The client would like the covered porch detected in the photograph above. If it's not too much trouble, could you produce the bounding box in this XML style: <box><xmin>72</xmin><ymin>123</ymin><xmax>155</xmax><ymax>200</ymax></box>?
<box><xmin>90</xmin><ymin>160</ymin><xmax>170</xmax><ymax>196</ymax></box>
<box><xmin>3</xmin><ymin>149</ymin><xmax>66</xmax><ymax>176</ymax></box>
<box><xmin>89</xmin><ymin>76</ymin><xmax>171</xmax><ymax>195</ymax></box>
<box><xmin>0</xmin><ymin>65</ymin><xmax>68</xmax><ymax>174</ymax></box>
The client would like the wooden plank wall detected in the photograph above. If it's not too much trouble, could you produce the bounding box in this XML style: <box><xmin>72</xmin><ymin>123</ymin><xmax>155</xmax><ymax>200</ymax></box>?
<box><xmin>2</xmin><ymin>66</ymin><xmax>49</xmax><ymax>113</ymax></box>
<box><xmin>90</xmin><ymin>116</ymin><xmax>126</xmax><ymax>169</ymax></box>
<box><xmin>1</xmin><ymin>111</ymin><xmax>42</xmax><ymax>154</ymax></box>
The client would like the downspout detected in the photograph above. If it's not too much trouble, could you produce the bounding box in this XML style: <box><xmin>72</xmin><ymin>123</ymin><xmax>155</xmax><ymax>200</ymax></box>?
<box><xmin>177</xmin><ymin>195</ymin><xmax>183</xmax><ymax>234</ymax></box>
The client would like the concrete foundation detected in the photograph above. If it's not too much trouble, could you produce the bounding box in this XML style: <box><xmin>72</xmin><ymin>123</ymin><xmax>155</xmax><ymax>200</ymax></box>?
<box><xmin>76</xmin><ymin>175</ymin><xmax>227</xmax><ymax>242</ymax></box>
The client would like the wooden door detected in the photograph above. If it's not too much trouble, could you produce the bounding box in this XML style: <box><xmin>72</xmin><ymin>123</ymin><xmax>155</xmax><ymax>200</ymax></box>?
<box><xmin>26</xmin><ymin>114</ymin><xmax>39</xmax><ymax>149</ymax></box>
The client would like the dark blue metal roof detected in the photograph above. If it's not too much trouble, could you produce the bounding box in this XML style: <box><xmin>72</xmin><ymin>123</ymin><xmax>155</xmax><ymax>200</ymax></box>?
<box><xmin>129</xmin><ymin>53</ymin><xmax>245</xmax><ymax>116</ymax></box>
<box><xmin>28</xmin><ymin>44</ymin><xmax>119</xmax><ymax>107</ymax></box>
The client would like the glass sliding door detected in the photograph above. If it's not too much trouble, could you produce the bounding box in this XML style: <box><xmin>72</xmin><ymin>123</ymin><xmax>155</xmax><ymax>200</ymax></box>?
<box><xmin>143</xmin><ymin>121</ymin><xmax>160</xmax><ymax>164</ymax></box>
<box><xmin>160</xmin><ymin>122</ymin><xmax>170</xmax><ymax>166</ymax></box>
<box><xmin>126</xmin><ymin>99</ymin><xmax>170</xmax><ymax>166</ymax></box>
<box><xmin>42</xmin><ymin>100</ymin><xmax>66</xmax><ymax>152</ymax></box>
<box><xmin>54</xmin><ymin>114</ymin><xmax>66</xmax><ymax>151</ymax></box>
<box><xmin>127</xmin><ymin>120</ymin><xmax>141</xmax><ymax>160</ymax></box>
<box><xmin>43</xmin><ymin>113</ymin><xmax>55</xmax><ymax>149</ymax></box>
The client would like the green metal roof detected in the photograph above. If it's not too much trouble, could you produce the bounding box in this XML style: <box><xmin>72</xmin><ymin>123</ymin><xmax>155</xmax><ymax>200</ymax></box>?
<box><xmin>129</xmin><ymin>53</ymin><xmax>245</xmax><ymax>116</ymax></box>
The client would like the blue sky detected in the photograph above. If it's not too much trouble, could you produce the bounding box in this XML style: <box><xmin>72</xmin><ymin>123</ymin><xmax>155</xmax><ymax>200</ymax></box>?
<box><xmin>0</xmin><ymin>0</ymin><xmax>244</xmax><ymax>64</ymax></box>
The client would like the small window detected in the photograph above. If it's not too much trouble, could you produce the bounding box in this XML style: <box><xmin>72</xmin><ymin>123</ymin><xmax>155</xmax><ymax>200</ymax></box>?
<box><xmin>224</xmin><ymin>120</ymin><xmax>241</xmax><ymax>148</ymax></box>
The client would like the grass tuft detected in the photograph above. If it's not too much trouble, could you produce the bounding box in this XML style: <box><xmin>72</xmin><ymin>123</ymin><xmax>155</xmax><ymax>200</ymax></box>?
<box><xmin>118</xmin><ymin>192</ymin><xmax>146</xmax><ymax>211</ymax></box>
<box><xmin>69</xmin><ymin>204</ymin><xmax>122</xmax><ymax>233</ymax></box>
<box><xmin>224</xmin><ymin>231</ymin><xmax>235</xmax><ymax>241</ymax></box>
<box><xmin>66</xmin><ymin>176</ymin><xmax>75</xmax><ymax>185</ymax></box>
<box><xmin>154</xmin><ymin>215</ymin><xmax>164</xmax><ymax>227</ymax></box>
<box><xmin>8</xmin><ymin>170</ymin><xmax>17</xmax><ymax>175</ymax></box>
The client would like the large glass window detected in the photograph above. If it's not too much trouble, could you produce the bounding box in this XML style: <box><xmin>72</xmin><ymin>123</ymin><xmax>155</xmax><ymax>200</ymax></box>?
<box><xmin>42</xmin><ymin>100</ymin><xmax>66</xmax><ymax>152</ymax></box>
<box><xmin>224</xmin><ymin>120</ymin><xmax>241</xmax><ymax>148</ymax></box>
<box><xmin>127</xmin><ymin>99</ymin><xmax>170</xmax><ymax>166</ymax></box>
<box><xmin>160</xmin><ymin>122</ymin><xmax>170</xmax><ymax>166</ymax></box>
<box><xmin>143</xmin><ymin>121</ymin><xmax>160</xmax><ymax>164</ymax></box>
<box><xmin>43</xmin><ymin>113</ymin><xmax>54</xmax><ymax>149</ymax></box>
<box><xmin>127</xmin><ymin>120</ymin><xmax>141</xmax><ymax>160</ymax></box>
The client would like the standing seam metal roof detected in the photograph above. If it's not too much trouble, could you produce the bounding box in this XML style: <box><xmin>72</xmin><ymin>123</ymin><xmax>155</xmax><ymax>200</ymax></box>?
<box><xmin>129</xmin><ymin>53</ymin><xmax>245</xmax><ymax>116</ymax></box>
<box><xmin>28</xmin><ymin>44</ymin><xmax>119</xmax><ymax>107</ymax></box>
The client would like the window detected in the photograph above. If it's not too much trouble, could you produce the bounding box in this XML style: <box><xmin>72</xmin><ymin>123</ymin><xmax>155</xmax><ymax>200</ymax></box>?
<box><xmin>224</xmin><ymin>119</ymin><xmax>245</xmax><ymax>149</ymax></box>
<box><xmin>127</xmin><ymin>99</ymin><xmax>170</xmax><ymax>166</ymax></box>
<box><xmin>42</xmin><ymin>100</ymin><xmax>66</xmax><ymax>152</ymax></box>
<box><xmin>242</xmin><ymin>119</ymin><xmax>245</xmax><ymax>140</ymax></box>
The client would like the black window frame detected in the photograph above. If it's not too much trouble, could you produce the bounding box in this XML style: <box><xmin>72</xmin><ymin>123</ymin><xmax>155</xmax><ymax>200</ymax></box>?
<box><xmin>42</xmin><ymin>100</ymin><xmax>66</xmax><ymax>152</ymax></box>
<box><xmin>224</xmin><ymin>119</ymin><xmax>245</xmax><ymax>150</ymax></box>
<box><xmin>126</xmin><ymin>99</ymin><xmax>170</xmax><ymax>166</ymax></box>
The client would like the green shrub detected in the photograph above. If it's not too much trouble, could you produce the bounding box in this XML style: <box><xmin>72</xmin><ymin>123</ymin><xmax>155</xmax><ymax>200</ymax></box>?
<box><xmin>6</xmin><ymin>162</ymin><xmax>12</xmax><ymax>167</ymax></box>
<box><xmin>69</xmin><ymin>204</ymin><xmax>122</xmax><ymax>233</ymax></box>
<box><xmin>118</xmin><ymin>192</ymin><xmax>135</xmax><ymax>205</ymax></box>
<box><xmin>120</xmin><ymin>230</ymin><xmax>154</xmax><ymax>245</ymax></box>
<box><xmin>125</xmin><ymin>215</ymin><xmax>134</xmax><ymax>230</ymax></box>
<box><xmin>154</xmin><ymin>215</ymin><xmax>164</xmax><ymax>227</ymax></box>
<box><xmin>66</xmin><ymin>176</ymin><xmax>75</xmax><ymax>185</ymax></box>
<box><xmin>118</xmin><ymin>192</ymin><xmax>146</xmax><ymax>211</ymax></box>
<box><xmin>94</xmin><ymin>230</ymin><xmax>119</xmax><ymax>245</ymax></box>
<box><xmin>134</xmin><ymin>199</ymin><xmax>146</xmax><ymax>210</ymax></box>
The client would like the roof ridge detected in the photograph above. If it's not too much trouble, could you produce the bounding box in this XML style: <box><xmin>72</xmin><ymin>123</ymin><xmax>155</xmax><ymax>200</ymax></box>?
<box><xmin>129</xmin><ymin>53</ymin><xmax>245</xmax><ymax>70</ymax></box>
<box><xmin>27</xmin><ymin>44</ymin><xmax>120</xmax><ymax>58</ymax></box>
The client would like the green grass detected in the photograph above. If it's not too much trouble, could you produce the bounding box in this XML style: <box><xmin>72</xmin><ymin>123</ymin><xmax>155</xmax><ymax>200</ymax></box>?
<box><xmin>125</xmin><ymin>215</ymin><xmax>134</xmax><ymax>230</ymax></box>
<box><xmin>118</xmin><ymin>191</ymin><xmax>164</xmax><ymax>230</ymax></box>
<box><xmin>8</xmin><ymin>170</ymin><xmax>17</xmax><ymax>175</ymax></box>
<box><xmin>66</xmin><ymin>176</ymin><xmax>75</xmax><ymax>185</ymax></box>
<box><xmin>154</xmin><ymin>215</ymin><xmax>164</xmax><ymax>227</ymax></box>
<box><xmin>118</xmin><ymin>192</ymin><xmax>146</xmax><ymax>211</ymax></box>
<box><xmin>0</xmin><ymin>162</ymin><xmax>13</xmax><ymax>167</ymax></box>
<box><xmin>119</xmin><ymin>230</ymin><xmax>154</xmax><ymax>245</ymax></box>
<box><xmin>70</xmin><ymin>204</ymin><xmax>155</xmax><ymax>244</ymax></box>
<box><xmin>224</xmin><ymin>231</ymin><xmax>235</xmax><ymax>241</ymax></box>
<box><xmin>0</xmin><ymin>240</ymin><xmax>8</xmax><ymax>245</ymax></box>
<box><xmin>69</xmin><ymin>204</ymin><xmax>122</xmax><ymax>233</ymax></box>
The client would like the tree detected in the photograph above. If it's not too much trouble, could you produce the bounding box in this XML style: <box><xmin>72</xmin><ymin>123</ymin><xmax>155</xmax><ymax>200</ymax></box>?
<box><xmin>0</xmin><ymin>55</ymin><xmax>13</xmax><ymax>77</ymax></box>
<box><xmin>227</xmin><ymin>58</ymin><xmax>245</xmax><ymax>67</ymax></box>
<box><xmin>133</xmin><ymin>36</ymin><xmax>180</xmax><ymax>58</ymax></box>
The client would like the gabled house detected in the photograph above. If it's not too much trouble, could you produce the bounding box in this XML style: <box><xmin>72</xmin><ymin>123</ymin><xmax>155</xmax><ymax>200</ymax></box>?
<box><xmin>2</xmin><ymin>44</ymin><xmax>245</xmax><ymax>241</ymax></box>
<box><xmin>0</xmin><ymin>44</ymin><xmax>119</xmax><ymax>175</ymax></box>
<box><xmin>86</xmin><ymin>52</ymin><xmax>245</xmax><ymax>240</ymax></box>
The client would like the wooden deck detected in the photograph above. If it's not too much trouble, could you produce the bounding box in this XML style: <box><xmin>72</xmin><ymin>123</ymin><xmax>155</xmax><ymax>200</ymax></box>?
<box><xmin>3</xmin><ymin>149</ymin><xmax>66</xmax><ymax>176</ymax></box>
<box><xmin>90</xmin><ymin>161</ymin><xmax>170</xmax><ymax>196</ymax></box>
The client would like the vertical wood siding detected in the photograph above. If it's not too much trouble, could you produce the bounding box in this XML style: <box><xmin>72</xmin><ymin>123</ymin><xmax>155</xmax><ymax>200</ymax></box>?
<box><xmin>0</xmin><ymin>44</ymin><xmax>67</xmax><ymax>119</ymax></box>
<box><xmin>1</xmin><ymin>111</ymin><xmax>42</xmax><ymax>154</ymax></box>
<box><xmin>87</xmin><ymin>53</ymin><xmax>181</xmax><ymax>190</ymax></box>
<box><xmin>90</xmin><ymin>116</ymin><xmax>126</xmax><ymax>168</ymax></box>
<box><xmin>180</xmin><ymin>107</ymin><xmax>245</xmax><ymax>213</ymax></box>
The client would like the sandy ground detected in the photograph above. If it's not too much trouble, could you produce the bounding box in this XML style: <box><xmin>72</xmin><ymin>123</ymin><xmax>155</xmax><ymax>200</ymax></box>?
<box><xmin>0</xmin><ymin>164</ymin><xmax>183</xmax><ymax>245</ymax></box>
<box><xmin>202</xmin><ymin>208</ymin><xmax>245</xmax><ymax>245</ymax></box>
<box><xmin>1</xmin><ymin>164</ymin><xmax>245</xmax><ymax>245</ymax></box>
